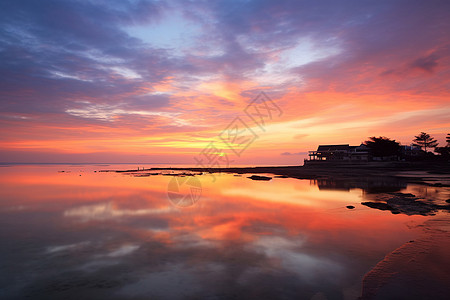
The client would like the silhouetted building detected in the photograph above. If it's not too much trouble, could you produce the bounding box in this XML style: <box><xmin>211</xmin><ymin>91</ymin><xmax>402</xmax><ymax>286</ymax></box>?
<box><xmin>306</xmin><ymin>142</ymin><xmax>423</xmax><ymax>164</ymax></box>
<box><xmin>308</xmin><ymin>144</ymin><xmax>369</xmax><ymax>162</ymax></box>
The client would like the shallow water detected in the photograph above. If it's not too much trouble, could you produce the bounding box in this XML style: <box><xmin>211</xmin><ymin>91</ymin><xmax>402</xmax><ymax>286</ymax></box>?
<box><xmin>0</xmin><ymin>165</ymin><xmax>448</xmax><ymax>299</ymax></box>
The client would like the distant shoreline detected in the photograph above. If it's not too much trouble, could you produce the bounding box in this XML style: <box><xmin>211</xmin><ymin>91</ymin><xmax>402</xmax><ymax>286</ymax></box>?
<box><xmin>104</xmin><ymin>161</ymin><xmax>450</xmax><ymax>187</ymax></box>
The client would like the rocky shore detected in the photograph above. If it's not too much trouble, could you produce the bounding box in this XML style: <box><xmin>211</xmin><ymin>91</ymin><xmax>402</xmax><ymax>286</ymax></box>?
<box><xmin>103</xmin><ymin>161</ymin><xmax>450</xmax><ymax>187</ymax></box>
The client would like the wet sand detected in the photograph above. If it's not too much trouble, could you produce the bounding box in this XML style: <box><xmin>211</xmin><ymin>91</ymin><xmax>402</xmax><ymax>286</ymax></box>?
<box><xmin>360</xmin><ymin>217</ymin><xmax>450</xmax><ymax>300</ymax></box>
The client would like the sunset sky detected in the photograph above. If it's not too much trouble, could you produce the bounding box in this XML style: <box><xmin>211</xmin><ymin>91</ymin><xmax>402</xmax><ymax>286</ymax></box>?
<box><xmin>1</xmin><ymin>0</ymin><xmax>449</xmax><ymax>165</ymax></box>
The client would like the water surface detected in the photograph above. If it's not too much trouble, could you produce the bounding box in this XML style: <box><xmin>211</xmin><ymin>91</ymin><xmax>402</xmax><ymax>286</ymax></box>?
<box><xmin>0</xmin><ymin>165</ymin><xmax>448</xmax><ymax>299</ymax></box>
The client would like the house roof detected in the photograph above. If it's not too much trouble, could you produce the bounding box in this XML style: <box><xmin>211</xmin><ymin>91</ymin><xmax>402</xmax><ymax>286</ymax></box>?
<box><xmin>317</xmin><ymin>144</ymin><xmax>350</xmax><ymax>151</ymax></box>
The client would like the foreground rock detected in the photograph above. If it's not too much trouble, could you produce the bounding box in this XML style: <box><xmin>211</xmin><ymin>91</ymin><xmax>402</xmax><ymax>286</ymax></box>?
<box><xmin>361</xmin><ymin>192</ymin><xmax>450</xmax><ymax>216</ymax></box>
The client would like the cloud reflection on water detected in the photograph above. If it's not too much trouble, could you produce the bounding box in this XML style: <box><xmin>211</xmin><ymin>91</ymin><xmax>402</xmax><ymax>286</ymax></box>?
<box><xmin>0</xmin><ymin>165</ymin><xmax>443</xmax><ymax>299</ymax></box>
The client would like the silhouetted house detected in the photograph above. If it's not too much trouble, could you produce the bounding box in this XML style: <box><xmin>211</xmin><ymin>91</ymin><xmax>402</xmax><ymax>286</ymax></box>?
<box><xmin>308</xmin><ymin>144</ymin><xmax>369</xmax><ymax>162</ymax></box>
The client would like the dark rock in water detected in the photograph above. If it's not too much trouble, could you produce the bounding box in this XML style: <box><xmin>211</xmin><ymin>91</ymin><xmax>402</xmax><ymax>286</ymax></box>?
<box><xmin>247</xmin><ymin>175</ymin><xmax>272</xmax><ymax>181</ymax></box>
<box><xmin>362</xmin><ymin>192</ymin><xmax>450</xmax><ymax>216</ymax></box>
<box><xmin>362</xmin><ymin>202</ymin><xmax>395</xmax><ymax>211</ymax></box>
<box><xmin>346</xmin><ymin>205</ymin><xmax>355</xmax><ymax>209</ymax></box>
<box><xmin>446</xmin><ymin>199</ymin><xmax>450</xmax><ymax>204</ymax></box>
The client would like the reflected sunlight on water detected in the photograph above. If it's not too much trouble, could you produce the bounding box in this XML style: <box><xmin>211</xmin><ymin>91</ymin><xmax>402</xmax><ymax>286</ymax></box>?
<box><xmin>0</xmin><ymin>165</ymin><xmax>448</xmax><ymax>300</ymax></box>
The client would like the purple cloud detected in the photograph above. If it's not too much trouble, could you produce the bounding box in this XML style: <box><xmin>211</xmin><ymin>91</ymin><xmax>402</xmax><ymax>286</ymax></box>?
<box><xmin>410</xmin><ymin>54</ymin><xmax>439</xmax><ymax>73</ymax></box>
<box><xmin>1</xmin><ymin>0</ymin><xmax>449</xmax><ymax>123</ymax></box>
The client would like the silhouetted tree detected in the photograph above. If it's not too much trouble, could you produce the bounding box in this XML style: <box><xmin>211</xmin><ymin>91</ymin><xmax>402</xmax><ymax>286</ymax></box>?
<box><xmin>446</xmin><ymin>133</ymin><xmax>450</xmax><ymax>146</ymax></box>
<box><xmin>413</xmin><ymin>132</ymin><xmax>438</xmax><ymax>152</ymax></box>
<box><xmin>364</xmin><ymin>136</ymin><xmax>400</xmax><ymax>157</ymax></box>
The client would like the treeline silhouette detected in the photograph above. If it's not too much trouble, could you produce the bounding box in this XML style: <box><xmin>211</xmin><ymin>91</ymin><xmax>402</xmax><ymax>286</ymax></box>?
<box><xmin>363</xmin><ymin>132</ymin><xmax>449</xmax><ymax>161</ymax></box>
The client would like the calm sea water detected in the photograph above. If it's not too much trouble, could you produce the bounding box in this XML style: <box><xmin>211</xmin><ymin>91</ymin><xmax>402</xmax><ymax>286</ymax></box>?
<box><xmin>0</xmin><ymin>164</ymin><xmax>448</xmax><ymax>299</ymax></box>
